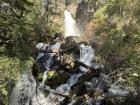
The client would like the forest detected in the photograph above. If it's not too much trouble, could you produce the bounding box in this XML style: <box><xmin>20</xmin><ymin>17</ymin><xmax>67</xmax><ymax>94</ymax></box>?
<box><xmin>0</xmin><ymin>0</ymin><xmax>140</xmax><ymax>105</ymax></box>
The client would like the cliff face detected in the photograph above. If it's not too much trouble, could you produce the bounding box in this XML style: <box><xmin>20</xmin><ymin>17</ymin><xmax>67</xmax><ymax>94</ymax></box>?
<box><xmin>76</xmin><ymin>0</ymin><xmax>105</xmax><ymax>33</ymax></box>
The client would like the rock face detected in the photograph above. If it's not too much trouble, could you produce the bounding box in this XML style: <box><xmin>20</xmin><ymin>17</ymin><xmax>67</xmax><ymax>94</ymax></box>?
<box><xmin>76</xmin><ymin>0</ymin><xmax>106</xmax><ymax>34</ymax></box>
<box><xmin>76</xmin><ymin>0</ymin><xmax>89</xmax><ymax>33</ymax></box>
<box><xmin>0</xmin><ymin>99</ymin><xmax>4</xmax><ymax>105</ymax></box>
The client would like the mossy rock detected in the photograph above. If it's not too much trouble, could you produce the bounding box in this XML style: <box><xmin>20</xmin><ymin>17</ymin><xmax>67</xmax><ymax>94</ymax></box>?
<box><xmin>45</xmin><ymin>71</ymin><xmax>69</xmax><ymax>89</ymax></box>
<box><xmin>60</xmin><ymin>54</ymin><xmax>78</xmax><ymax>73</ymax></box>
<box><xmin>37</xmin><ymin>72</ymin><xmax>44</xmax><ymax>81</ymax></box>
<box><xmin>61</xmin><ymin>36</ymin><xmax>79</xmax><ymax>51</ymax></box>
<box><xmin>32</xmin><ymin>63</ymin><xmax>44</xmax><ymax>81</ymax></box>
<box><xmin>47</xmin><ymin>71</ymin><xmax>57</xmax><ymax>79</ymax></box>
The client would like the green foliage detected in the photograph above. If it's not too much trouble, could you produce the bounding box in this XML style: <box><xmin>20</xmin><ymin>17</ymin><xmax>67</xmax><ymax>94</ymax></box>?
<box><xmin>0</xmin><ymin>56</ymin><xmax>20</xmax><ymax>105</ymax></box>
<box><xmin>0</xmin><ymin>0</ymin><xmax>37</xmax><ymax>59</ymax></box>
<box><xmin>93</xmin><ymin>0</ymin><xmax>140</xmax><ymax>87</ymax></box>
<box><xmin>0</xmin><ymin>0</ymin><xmax>38</xmax><ymax>104</ymax></box>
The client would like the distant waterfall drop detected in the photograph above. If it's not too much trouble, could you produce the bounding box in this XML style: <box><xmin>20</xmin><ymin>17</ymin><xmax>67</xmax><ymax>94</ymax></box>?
<box><xmin>64</xmin><ymin>10</ymin><xmax>81</xmax><ymax>37</ymax></box>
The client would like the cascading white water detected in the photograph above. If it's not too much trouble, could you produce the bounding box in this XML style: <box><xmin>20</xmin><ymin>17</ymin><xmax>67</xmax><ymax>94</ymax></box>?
<box><xmin>31</xmin><ymin>43</ymin><xmax>96</xmax><ymax>105</ymax></box>
<box><xmin>64</xmin><ymin>10</ymin><xmax>81</xmax><ymax>37</ymax></box>
<box><xmin>10</xmin><ymin>74</ymin><xmax>36</xmax><ymax>105</ymax></box>
<box><xmin>79</xmin><ymin>44</ymin><xmax>95</xmax><ymax>72</ymax></box>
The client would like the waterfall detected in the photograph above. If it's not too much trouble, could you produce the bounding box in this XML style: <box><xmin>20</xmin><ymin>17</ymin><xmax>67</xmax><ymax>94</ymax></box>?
<box><xmin>64</xmin><ymin>10</ymin><xmax>81</xmax><ymax>37</ymax></box>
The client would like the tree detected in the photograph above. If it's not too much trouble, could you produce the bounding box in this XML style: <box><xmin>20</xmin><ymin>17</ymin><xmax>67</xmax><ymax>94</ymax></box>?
<box><xmin>0</xmin><ymin>0</ymin><xmax>36</xmax><ymax>104</ymax></box>
<box><xmin>92</xmin><ymin>0</ymin><xmax>140</xmax><ymax>86</ymax></box>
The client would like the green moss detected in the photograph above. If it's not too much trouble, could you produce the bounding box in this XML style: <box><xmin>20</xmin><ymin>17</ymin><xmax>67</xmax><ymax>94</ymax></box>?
<box><xmin>45</xmin><ymin>71</ymin><xmax>69</xmax><ymax>89</ymax></box>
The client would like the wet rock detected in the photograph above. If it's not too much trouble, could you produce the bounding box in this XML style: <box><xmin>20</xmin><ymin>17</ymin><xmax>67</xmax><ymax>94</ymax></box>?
<box><xmin>84</xmin><ymin>77</ymin><xmax>108</xmax><ymax>92</ymax></box>
<box><xmin>45</xmin><ymin>71</ymin><xmax>69</xmax><ymax>89</ymax></box>
<box><xmin>60</xmin><ymin>54</ymin><xmax>77</xmax><ymax>73</ymax></box>
<box><xmin>32</xmin><ymin>63</ymin><xmax>44</xmax><ymax>81</ymax></box>
<box><xmin>65</xmin><ymin>0</ymin><xmax>72</xmax><ymax>6</ymax></box>
<box><xmin>88</xmin><ymin>97</ymin><xmax>94</xmax><ymax>105</ymax></box>
<box><xmin>0</xmin><ymin>99</ymin><xmax>4</xmax><ymax>105</ymax></box>
<box><xmin>108</xmin><ymin>85</ymin><xmax>129</xmax><ymax>97</ymax></box>
<box><xmin>61</xmin><ymin>36</ymin><xmax>79</xmax><ymax>55</ymax></box>
<box><xmin>100</xmin><ymin>73</ymin><xmax>111</xmax><ymax>84</ymax></box>
<box><xmin>36</xmin><ymin>43</ymin><xmax>48</xmax><ymax>51</ymax></box>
